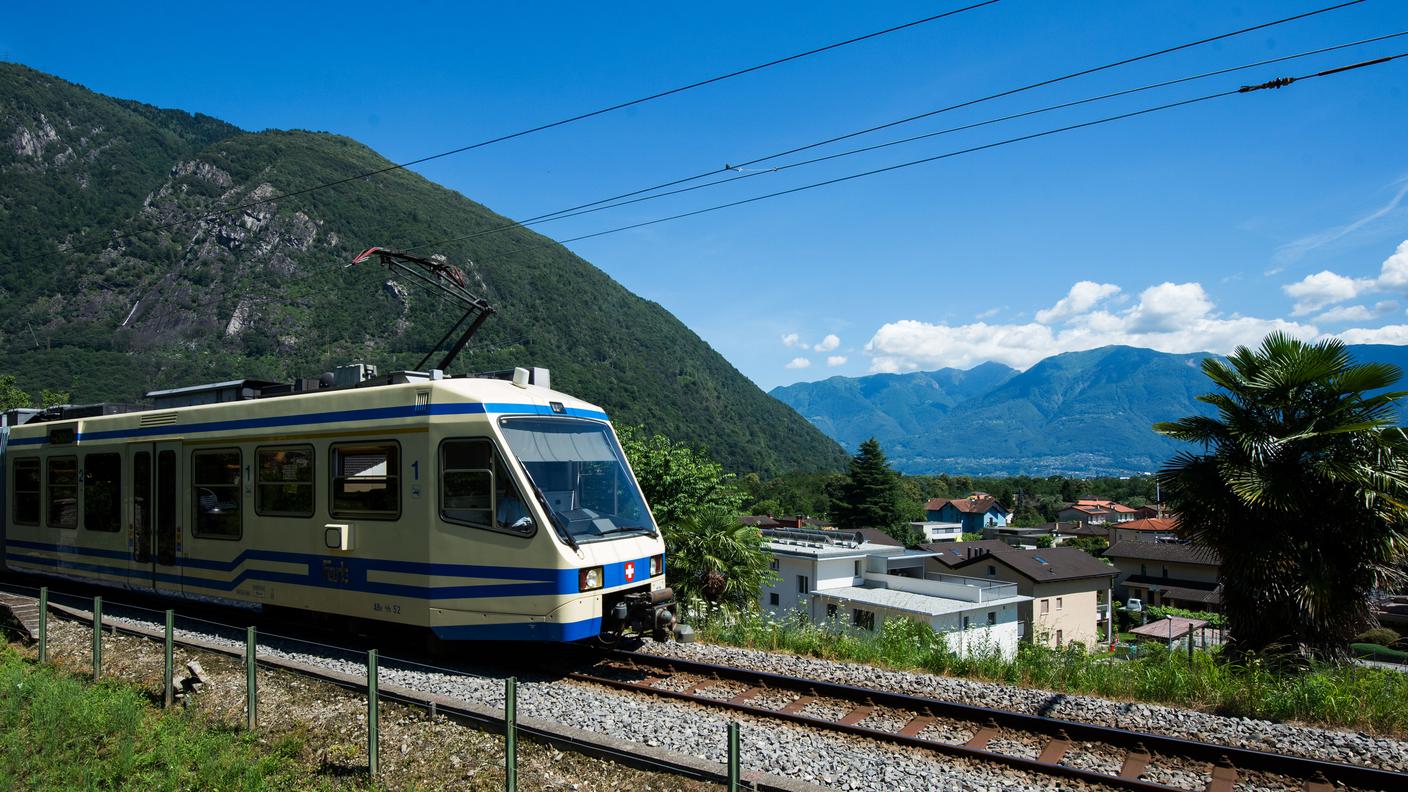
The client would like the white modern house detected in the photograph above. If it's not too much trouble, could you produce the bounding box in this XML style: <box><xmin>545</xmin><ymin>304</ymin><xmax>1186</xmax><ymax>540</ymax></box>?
<box><xmin>909</xmin><ymin>521</ymin><xmax>964</xmax><ymax>543</ymax></box>
<box><xmin>758</xmin><ymin>528</ymin><xmax>1031</xmax><ymax>659</ymax></box>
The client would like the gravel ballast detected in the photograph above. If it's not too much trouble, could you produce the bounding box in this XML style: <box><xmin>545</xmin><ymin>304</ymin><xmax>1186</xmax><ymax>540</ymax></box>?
<box><xmin>638</xmin><ymin>640</ymin><xmax>1408</xmax><ymax>773</ymax></box>
<box><xmin>72</xmin><ymin>609</ymin><xmax>1120</xmax><ymax>791</ymax></box>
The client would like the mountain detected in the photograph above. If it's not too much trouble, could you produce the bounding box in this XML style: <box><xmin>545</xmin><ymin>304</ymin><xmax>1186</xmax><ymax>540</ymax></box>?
<box><xmin>772</xmin><ymin>344</ymin><xmax>1408</xmax><ymax>476</ymax></box>
<box><xmin>0</xmin><ymin>63</ymin><xmax>846</xmax><ymax>474</ymax></box>
<box><xmin>768</xmin><ymin>361</ymin><xmax>1016</xmax><ymax>451</ymax></box>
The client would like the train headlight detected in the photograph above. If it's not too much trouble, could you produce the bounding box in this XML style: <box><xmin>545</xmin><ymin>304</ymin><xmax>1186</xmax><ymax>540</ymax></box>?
<box><xmin>579</xmin><ymin>566</ymin><xmax>604</xmax><ymax>591</ymax></box>
<box><xmin>649</xmin><ymin>554</ymin><xmax>663</xmax><ymax>577</ymax></box>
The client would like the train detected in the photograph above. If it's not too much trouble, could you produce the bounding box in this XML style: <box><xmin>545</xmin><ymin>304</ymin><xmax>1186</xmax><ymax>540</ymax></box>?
<box><xmin>0</xmin><ymin>363</ymin><xmax>679</xmax><ymax>643</ymax></box>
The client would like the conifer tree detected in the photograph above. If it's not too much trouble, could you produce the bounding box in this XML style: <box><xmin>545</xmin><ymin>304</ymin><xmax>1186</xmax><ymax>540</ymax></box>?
<box><xmin>830</xmin><ymin>438</ymin><xmax>907</xmax><ymax>536</ymax></box>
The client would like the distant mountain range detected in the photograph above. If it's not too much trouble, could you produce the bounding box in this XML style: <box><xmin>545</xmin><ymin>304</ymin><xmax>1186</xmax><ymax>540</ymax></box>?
<box><xmin>770</xmin><ymin>344</ymin><xmax>1408</xmax><ymax>476</ymax></box>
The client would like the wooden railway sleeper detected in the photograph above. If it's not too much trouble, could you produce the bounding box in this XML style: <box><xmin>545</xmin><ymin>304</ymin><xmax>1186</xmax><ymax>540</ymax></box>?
<box><xmin>1037</xmin><ymin>729</ymin><xmax>1072</xmax><ymax>765</ymax></box>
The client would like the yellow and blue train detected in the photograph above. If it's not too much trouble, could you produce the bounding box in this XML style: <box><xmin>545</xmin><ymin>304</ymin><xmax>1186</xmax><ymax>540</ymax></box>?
<box><xmin>0</xmin><ymin>366</ymin><xmax>676</xmax><ymax>642</ymax></box>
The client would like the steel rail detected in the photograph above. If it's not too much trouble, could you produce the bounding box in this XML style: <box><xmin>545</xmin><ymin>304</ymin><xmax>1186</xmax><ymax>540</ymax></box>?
<box><xmin>581</xmin><ymin>649</ymin><xmax>1404</xmax><ymax>792</ymax></box>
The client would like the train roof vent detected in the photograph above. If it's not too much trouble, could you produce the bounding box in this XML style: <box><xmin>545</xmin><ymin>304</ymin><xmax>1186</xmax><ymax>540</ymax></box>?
<box><xmin>139</xmin><ymin>412</ymin><xmax>179</xmax><ymax>427</ymax></box>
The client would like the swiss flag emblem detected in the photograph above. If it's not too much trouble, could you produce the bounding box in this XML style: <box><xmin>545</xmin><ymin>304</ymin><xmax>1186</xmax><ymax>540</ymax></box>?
<box><xmin>624</xmin><ymin>562</ymin><xmax>636</xmax><ymax>582</ymax></box>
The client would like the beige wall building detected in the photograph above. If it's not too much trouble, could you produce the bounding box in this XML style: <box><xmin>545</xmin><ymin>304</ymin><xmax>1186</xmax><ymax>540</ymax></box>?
<box><xmin>951</xmin><ymin>546</ymin><xmax>1117</xmax><ymax>649</ymax></box>
<box><xmin>1105</xmin><ymin>541</ymin><xmax>1221</xmax><ymax>612</ymax></box>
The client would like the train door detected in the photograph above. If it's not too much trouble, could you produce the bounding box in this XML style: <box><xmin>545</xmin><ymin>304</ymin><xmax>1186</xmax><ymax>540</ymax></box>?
<box><xmin>128</xmin><ymin>442</ymin><xmax>182</xmax><ymax>592</ymax></box>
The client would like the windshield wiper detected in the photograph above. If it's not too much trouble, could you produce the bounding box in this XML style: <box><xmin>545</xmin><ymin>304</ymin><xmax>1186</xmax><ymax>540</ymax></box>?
<box><xmin>518</xmin><ymin>463</ymin><xmax>578</xmax><ymax>551</ymax></box>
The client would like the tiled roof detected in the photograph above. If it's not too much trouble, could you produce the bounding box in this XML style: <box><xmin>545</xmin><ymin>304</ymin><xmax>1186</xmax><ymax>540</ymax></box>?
<box><xmin>856</xmin><ymin>528</ymin><xmax>903</xmax><ymax>547</ymax></box>
<box><xmin>924</xmin><ymin>495</ymin><xmax>1009</xmax><ymax>515</ymax></box>
<box><xmin>1105</xmin><ymin>541</ymin><xmax>1221</xmax><ymax>566</ymax></box>
<box><xmin>1117</xmin><ymin>517</ymin><xmax>1178</xmax><ymax>533</ymax></box>
<box><xmin>920</xmin><ymin>540</ymin><xmax>1012</xmax><ymax>567</ymax></box>
<box><xmin>953</xmin><ymin>546</ymin><xmax>1116</xmax><ymax>582</ymax></box>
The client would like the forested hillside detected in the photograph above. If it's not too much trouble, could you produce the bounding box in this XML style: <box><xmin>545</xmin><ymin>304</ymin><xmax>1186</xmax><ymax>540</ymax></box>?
<box><xmin>0</xmin><ymin>63</ymin><xmax>846</xmax><ymax>474</ymax></box>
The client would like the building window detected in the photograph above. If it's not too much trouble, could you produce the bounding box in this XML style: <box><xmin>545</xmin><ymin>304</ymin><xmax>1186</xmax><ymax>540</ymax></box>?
<box><xmin>769</xmin><ymin>592</ymin><xmax>779</xmax><ymax>607</ymax></box>
<box><xmin>826</xmin><ymin>603</ymin><xmax>838</xmax><ymax>619</ymax></box>
<box><xmin>769</xmin><ymin>558</ymin><xmax>779</xmax><ymax>571</ymax></box>
<box><xmin>1056</xmin><ymin>597</ymin><xmax>1063</xmax><ymax>611</ymax></box>
<box><xmin>255</xmin><ymin>446</ymin><xmax>315</xmax><ymax>517</ymax></box>
<box><xmin>47</xmin><ymin>456</ymin><xmax>78</xmax><ymax>529</ymax></box>
<box><xmin>963</xmin><ymin>615</ymin><xmax>971</xmax><ymax>629</ymax></box>
<box><xmin>1162</xmin><ymin>566</ymin><xmax>1169</xmax><ymax>578</ymax></box>
<box><xmin>332</xmin><ymin>442</ymin><xmax>399</xmax><ymax>519</ymax></box>
<box><xmin>1040</xmin><ymin>598</ymin><xmax>1049</xmax><ymax>615</ymax></box>
<box><xmin>1056</xmin><ymin>629</ymin><xmax>1064</xmax><ymax>646</ymax></box>
<box><xmin>12</xmin><ymin>458</ymin><xmax>39</xmax><ymax>525</ymax></box>
<box><xmin>796</xmin><ymin>575</ymin><xmax>809</xmax><ymax>594</ymax></box>
<box><xmin>440</xmin><ymin>439</ymin><xmax>531</xmax><ymax>534</ymax></box>
<box><xmin>192</xmin><ymin>449</ymin><xmax>242</xmax><ymax>539</ymax></box>
<box><xmin>854</xmin><ymin>560</ymin><xmax>862</xmax><ymax>576</ymax></box>
<box><xmin>987</xmin><ymin>611</ymin><xmax>996</xmax><ymax>626</ymax></box>
<box><xmin>82</xmin><ymin>453</ymin><xmax>122</xmax><ymax>532</ymax></box>
<box><xmin>1141</xmin><ymin>563</ymin><xmax>1147</xmax><ymax>576</ymax></box>
<box><xmin>987</xmin><ymin>565</ymin><xmax>996</xmax><ymax>577</ymax></box>
<box><xmin>852</xmin><ymin>609</ymin><xmax>875</xmax><ymax>630</ymax></box>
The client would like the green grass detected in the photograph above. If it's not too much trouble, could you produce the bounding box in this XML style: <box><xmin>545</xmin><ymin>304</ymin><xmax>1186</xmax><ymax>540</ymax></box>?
<box><xmin>0</xmin><ymin>644</ymin><xmax>365</xmax><ymax>791</ymax></box>
<box><xmin>701</xmin><ymin>612</ymin><xmax>1408</xmax><ymax>735</ymax></box>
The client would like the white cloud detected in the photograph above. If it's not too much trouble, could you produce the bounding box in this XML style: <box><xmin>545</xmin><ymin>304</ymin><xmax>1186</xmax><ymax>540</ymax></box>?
<box><xmin>814</xmin><ymin>334</ymin><xmax>841</xmax><ymax>352</ymax></box>
<box><xmin>1281</xmin><ymin>240</ymin><xmax>1408</xmax><ymax>314</ymax></box>
<box><xmin>1283</xmin><ymin>271</ymin><xmax>1374</xmax><ymax>315</ymax></box>
<box><xmin>1315</xmin><ymin>304</ymin><xmax>1375</xmax><ymax>323</ymax></box>
<box><xmin>1274</xmin><ymin>180</ymin><xmax>1408</xmax><ymax>265</ymax></box>
<box><xmin>826</xmin><ymin>355</ymin><xmax>848</xmax><ymax>367</ymax></box>
<box><xmin>780</xmin><ymin>332</ymin><xmax>801</xmax><ymax>348</ymax></box>
<box><xmin>1333</xmin><ymin>324</ymin><xmax>1408</xmax><ymax>345</ymax></box>
<box><xmin>784</xmin><ymin>357</ymin><xmax>811</xmax><ymax>369</ymax></box>
<box><xmin>1035</xmin><ymin>281</ymin><xmax>1121</xmax><ymax>324</ymax></box>
<box><xmin>867</xmin><ymin>281</ymin><xmax>1317</xmax><ymax>371</ymax></box>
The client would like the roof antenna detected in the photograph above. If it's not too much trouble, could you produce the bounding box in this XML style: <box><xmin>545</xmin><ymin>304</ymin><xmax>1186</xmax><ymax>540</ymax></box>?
<box><xmin>350</xmin><ymin>247</ymin><xmax>495</xmax><ymax>373</ymax></box>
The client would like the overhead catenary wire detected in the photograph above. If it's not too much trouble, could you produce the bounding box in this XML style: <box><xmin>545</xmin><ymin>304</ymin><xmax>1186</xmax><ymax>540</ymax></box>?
<box><xmin>455</xmin><ymin>53</ymin><xmax>1405</xmax><ymax>261</ymax></box>
<box><xmin>37</xmin><ymin>2</ymin><xmax>999</xmax><ymax>261</ymax></box>
<box><xmin>418</xmin><ymin>0</ymin><xmax>1370</xmax><ymax>243</ymax></box>
<box><xmin>404</xmin><ymin>28</ymin><xmax>1408</xmax><ymax>250</ymax></box>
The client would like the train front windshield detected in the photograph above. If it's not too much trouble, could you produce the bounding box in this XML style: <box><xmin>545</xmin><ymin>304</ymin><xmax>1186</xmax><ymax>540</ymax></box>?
<box><xmin>499</xmin><ymin>416</ymin><xmax>658</xmax><ymax>543</ymax></box>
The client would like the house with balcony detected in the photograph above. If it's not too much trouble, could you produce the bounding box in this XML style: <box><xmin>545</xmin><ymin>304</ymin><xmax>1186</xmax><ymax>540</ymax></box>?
<box><xmin>759</xmin><ymin>528</ymin><xmax>1030</xmax><ymax>658</ymax></box>
<box><xmin>1104</xmin><ymin>541</ymin><xmax>1222</xmax><ymax>611</ymax></box>
<box><xmin>952</xmin><ymin>546</ymin><xmax>1117</xmax><ymax>648</ymax></box>
<box><xmin>1057</xmin><ymin>499</ymin><xmax>1139</xmax><ymax>525</ymax></box>
<box><xmin>924</xmin><ymin>493</ymin><xmax>1009</xmax><ymax>533</ymax></box>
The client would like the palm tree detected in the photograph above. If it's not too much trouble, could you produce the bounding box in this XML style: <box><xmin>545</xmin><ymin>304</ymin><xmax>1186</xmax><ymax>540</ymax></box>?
<box><xmin>1155</xmin><ymin>332</ymin><xmax>1408</xmax><ymax>660</ymax></box>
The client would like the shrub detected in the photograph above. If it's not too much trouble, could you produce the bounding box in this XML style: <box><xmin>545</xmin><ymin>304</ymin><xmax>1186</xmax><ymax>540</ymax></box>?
<box><xmin>1354</xmin><ymin>627</ymin><xmax>1400</xmax><ymax>647</ymax></box>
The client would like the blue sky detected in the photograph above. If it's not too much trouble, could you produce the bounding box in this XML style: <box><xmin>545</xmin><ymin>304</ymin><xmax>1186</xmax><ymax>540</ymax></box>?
<box><xmin>6</xmin><ymin>1</ymin><xmax>1408</xmax><ymax>389</ymax></box>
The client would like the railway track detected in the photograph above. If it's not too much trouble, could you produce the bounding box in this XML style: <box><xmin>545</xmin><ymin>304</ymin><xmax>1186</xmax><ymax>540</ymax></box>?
<box><xmin>5</xmin><ymin>582</ymin><xmax>1404</xmax><ymax>792</ymax></box>
<box><xmin>565</xmin><ymin>649</ymin><xmax>1406</xmax><ymax>792</ymax></box>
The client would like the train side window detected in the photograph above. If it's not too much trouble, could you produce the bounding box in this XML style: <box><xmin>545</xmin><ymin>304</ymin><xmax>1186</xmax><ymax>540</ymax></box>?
<box><xmin>192</xmin><ymin>448</ymin><xmax>242</xmax><ymax>539</ymax></box>
<box><xmin>83</xmin><ymin>452</ymin><xmax>122</xmax><ymax>532</ymax></box>
<box><xmin>440</xmin><ymin>438</ymin><xmax>533</xmax><ymax>536</ymax></box>
<box><xmin>47</xmin><ymin>456</ymin><xmax>78</xmax><ymax>529</ymax></box>
<box><xmin>331</xmin><ymin>442</ymin><xmax>399</xmax><ymax>519</ymax></box>
<box><xmin>255</xmin><ymin>445</ymin><xmax>315</xmax><ymax>517</ymax></box>
<box><xmin>12</xmin><ymin>458</ymin><xmax>40</xmax><ymax>525</ymax></box>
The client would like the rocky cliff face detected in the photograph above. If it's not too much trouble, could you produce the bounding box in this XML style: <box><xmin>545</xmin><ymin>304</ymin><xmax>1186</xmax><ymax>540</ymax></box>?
<box><xmin>0</xmin><ymin>63</ymin><xmax>846</xmax><ymax>474</ymax></box>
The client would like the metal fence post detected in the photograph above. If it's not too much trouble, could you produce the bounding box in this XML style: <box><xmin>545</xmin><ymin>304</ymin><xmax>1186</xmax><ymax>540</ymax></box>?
<box><xmin>505</xmin><ymin>676</ymin><xmax>517</xmax><ymax>792</ymax></box>
<box><xmin>92</xmin><ymin>596</ymin><xmax>102</xmax><ymax>680</ymax></box>
<box><xmin>37</xmin><ymin>587</ymin><xmax>47</xmax><ymax>664</ymax></box>
<box><xmin>246</xmin><ymin>626</ymin><xmax>257</xmax><ymax>729</ymax></box>
<box><xmin>728</xmin><ymin>721</ymin><xmax>740</xmax><ymax>792</ymax></box>
<box><xmin>164</xmin><ymin>610</ymin><xmax>174</xmax><ymax>708</ymax></box>
<box><xmin>368</xmin><ymin>649</ymin><xmax>379</xmax><ymax>777</ymax></box>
